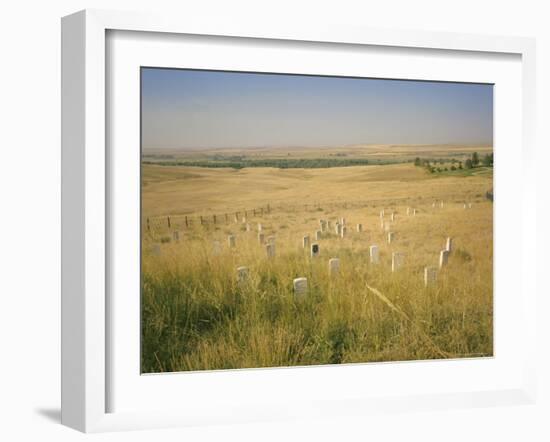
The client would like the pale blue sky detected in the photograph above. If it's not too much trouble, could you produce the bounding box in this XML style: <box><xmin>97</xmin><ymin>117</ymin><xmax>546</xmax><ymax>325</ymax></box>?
<box><xmin>141</xmin><ymin>68</ymin><xmax>493</xmax><ymax>150</ymax></box>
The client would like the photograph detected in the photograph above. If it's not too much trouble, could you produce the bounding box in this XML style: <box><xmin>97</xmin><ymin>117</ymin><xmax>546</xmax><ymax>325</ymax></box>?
<box><xmin>140</xmin><ymin>67</ymin><xmax>494</xmax><ymax>373</ymax></box>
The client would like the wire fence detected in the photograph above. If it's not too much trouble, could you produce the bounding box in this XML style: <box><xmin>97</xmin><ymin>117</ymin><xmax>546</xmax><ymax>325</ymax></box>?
<box><xmin>144</xmin><ymin>191</ymin><xmax>491</xmax><ymax>234</ymax></box>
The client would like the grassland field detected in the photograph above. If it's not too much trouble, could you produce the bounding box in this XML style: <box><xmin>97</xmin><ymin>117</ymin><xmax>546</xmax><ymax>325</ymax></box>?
<box><xmin>141</xmin><ymin>148</ymin><xmax>493</xmax><ymax>373</ymax></box>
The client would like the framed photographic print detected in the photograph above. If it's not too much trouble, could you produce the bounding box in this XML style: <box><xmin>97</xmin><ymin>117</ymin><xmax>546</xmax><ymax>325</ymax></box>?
<box><xmin>61</xmin><ymin>9</ymin><xmax>537</xmax><ymax>433</ymax></box>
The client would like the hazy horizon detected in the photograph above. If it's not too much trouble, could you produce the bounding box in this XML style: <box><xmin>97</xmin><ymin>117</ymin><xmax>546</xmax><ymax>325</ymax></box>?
<box><xmin>142</xmin><ymin>68</ymin><xmax>493</xmax><ymax>151</ymax></box>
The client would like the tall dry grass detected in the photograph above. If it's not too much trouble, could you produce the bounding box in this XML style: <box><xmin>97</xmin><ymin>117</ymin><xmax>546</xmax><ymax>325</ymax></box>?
<box><xmin>141</xmin><ymin>197</ymin><xmax>493</xmax><ymax>373</ymax></box>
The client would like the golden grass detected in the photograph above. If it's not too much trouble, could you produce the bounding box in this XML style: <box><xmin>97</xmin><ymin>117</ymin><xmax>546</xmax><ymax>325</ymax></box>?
<box><xmin>142</xmin><ymin>163</ymin><xmax>490</xmax><ymax>217</ymax></box>
<box><xmin>141</xmin><ymin>163</ymin><xmax>493</xmax><ymax>373</ymax></box>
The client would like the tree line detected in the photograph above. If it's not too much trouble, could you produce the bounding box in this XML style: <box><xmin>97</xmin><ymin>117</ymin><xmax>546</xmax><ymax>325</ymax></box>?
<box><xmin>142</xmin><ymin>158</ymin><xmax>376</xmax><ymax>169</ymax></box>
<box><xmin>414</xmin><ymin>152</ymin><xmax>493</xmax><ymax>173</ymax></box>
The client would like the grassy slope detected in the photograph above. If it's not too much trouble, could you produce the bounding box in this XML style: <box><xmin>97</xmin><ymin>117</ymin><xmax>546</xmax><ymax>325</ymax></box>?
<box><xmin>141</xmin><ymin>163</ymin><xmax>493</xmax><ymax>372</ymax></box>
<box><xmin>142</xmin><ymin>163</ymin><xmax>492</xmax><ymax>217</ymax></box>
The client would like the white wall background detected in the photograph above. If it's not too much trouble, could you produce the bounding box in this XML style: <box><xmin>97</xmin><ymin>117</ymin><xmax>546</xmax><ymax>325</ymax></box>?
<box><xmin>0</xmin><ymin>1</ymin><xmax>548</xmax><ymax>440</ymax></box>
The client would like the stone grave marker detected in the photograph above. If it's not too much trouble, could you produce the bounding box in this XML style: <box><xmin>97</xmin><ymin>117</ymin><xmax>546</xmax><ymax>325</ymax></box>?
<box><xmin>424</xmin><ymin>267</ymin><xmax>437</xmax><ymax>286</ymax></box>
<box><xmin>237</xmin><ymin>266</ymin><xmax>249</xmax><ymax>284</ymax></box>
<box><xmin>392</xmin><ymin>252</ymin><xmax>405</xmax><ymax>272</ymax></box>
<box><xmin>293</xmin><ymin>277</ymin><xmax>308</xmax><ymax>297</ymax></box>
<box><xmin>370</xmin><ymin>245</ymin><xmax>379</xmax><ymax>264</ymax></box>
<box><xmin>311</xmin><ymin>243</ymin><xmax>320</xmax><ymax>258</ymax></box>
<box><xmin>329</xmin><ymin>258</ymin><xmax>340</xmax><ymax>276</ymax></box>
<box><xmin>439</xmin><ymin>249</ymin><xmax>449</xmax><ymax>268</ymax></box>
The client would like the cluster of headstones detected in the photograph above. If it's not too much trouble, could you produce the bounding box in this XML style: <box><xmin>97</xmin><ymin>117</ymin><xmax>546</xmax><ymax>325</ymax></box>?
<box><xmin>423</xmin><ymin>236</ymin><xmax>454</xmax><ymax>287</ymax></box>
<box><xmin>379</xmin><ymin>208</ymin><xmax>458</xmax><ymax>286</ymax></box>
<box><xmin>155</xmin><ymin>205</ymin><xmax>456</xmax><ymax>290</ymax></box>
<box><xmin>379</xmin><ymin>208</ymin><xmax>418</xmax><ymax>246</ymax></box>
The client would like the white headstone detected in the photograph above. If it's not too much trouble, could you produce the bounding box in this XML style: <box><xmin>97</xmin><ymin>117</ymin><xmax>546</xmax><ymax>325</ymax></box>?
<box><xmin>234</xmin><ymin>215</ymin><xmax>239</xmax><ymax>223</ymax></box>
<box><xmin>380</xmin><ymin>219</ymin><xmax>385</xmax><ymax>230</ymax></box>
<box><xmin>445</xmin><ymin>237</ymin><xmax>453</xmax><ymax>252</ymax></box>
<box><xmin>311</xmin><ymin>243</ymin><xmax>320</xmax><ymax>258</ymax></box>
<box><xmin>315</xmin><ymin>230</ymin><xmax>322</xmax><ymax>240</ymax></box>
<box><xmin>266</xmin><ymin>243</ymin><xmax>275</xmax><ymax>258</ymax></box>
<box><xmin>228</xmin><ymin>235</ymin><xmax>236</xmax><ymax>248</ymax></box>
<box><xmin>335</xmin><ymin>223</ymin><xmax>341</xmax><ymax>236</ymax></box>
<box><xmin>468</xmin><ymin>202</ymin><xmax>472</xmax><ymax>209</ymax></box>
<box><xmin>172</xmin><ymin>231</ymin><xmax>180</xmax><ymax>241</ymax></box>
<box><xmin>392</xmin><ymin>252</ymin><xmax>405</xmax><ymax>272</ymax></box>
<box><xmin>258</xmin><ymin>223</ymin><xmax>263</xmax><ymax>232</ymax></box>
<box><xmin>387</xmin><ymin>232</ymin><xmax>394</xmax><ymax>244</ymax></box>
<box><xmin>237</xmin><ymin>266</ymin><xmax>249</xmax><ymax>283</ymax></box>
<box><xmin>413</xmin><ymin>209</ymin><xmax>417</xmax><ymax>216</ymax></box>
<box><xmin>424</xmin><ymin>267</ymin><xmax>437</xmax><ymax>286</ymax></box>
<box><xmin>432</xmin><ymin>202</ymin><xmax>436</xmax><ymax>208</ymax></box>
<box><xmin>303</xmin><ymin>235</ymin><xmax>310</xmax><ymax>249</ymax></box>
<box><xmin>258</xmin><ymin>232</ymin><xmax>265</xmax><ymax>244</ymax></box>
<box><xmin>391</xmin><ymin>212</ymin><xmax>395</xmax><ymax>222</ymax></box>
<box><xmin>341</xmin><ymin>226</ymin><xmax>347</xmax><ymax>238</ymax></box>
<box><xmin>384</xmin><ymin>221</ymin><xmax>392</xmax><ymax>232</ymax></box>
<box><xmin>369</xmin><ymin>245</ymin><xmax>379</xmax><ymax>264</ymax></box>
<box><xmin>329</xmin><ymin>258</ymin><xmax>340</xmax><ymax>276</ymax></box>
<box><xmin>340</xmin><ymin>217</ymin><xmax>346</xmax><ymax>226</ymax></box>
<box><xmin>246</xmin><ymin>223</ymin><xmax>251</xmax><ymax>232</ymax></box>
<box><xmin>440</xmin><ymin>201</ymin><xmax>444</xmax><ymax>208</ymax></box>
<box><xmin>293</xmin><ymin>277</ymin><xmax>308</xmax><ymax>297</ymax></box>
<box><xmin>380</xmin><ymin>210</ymin><xmax>385</xmax><ymax>219</ymax></box>
<box><xmin>439</xmin><ymin>249</ymin><xmax>449</xmax><ymax>268</ymax></box>
<box><xmin>463</xmin><ymin>203</ymin><xmax>467</xmax><ymax>209</ymax></box>
<box><xmin>356</xmin><ymin>223</ymin><xmax>363</xmax><ymax>233</ymax></box>
<box><xmin>242</xmin><ymin>217</ymin><xmax>247</xmax><ymax>224</ymax></box>
<box><xmin>406</xmin><ymin>207</ymin><xmax>411</xmax><ymax>216</ymax></box>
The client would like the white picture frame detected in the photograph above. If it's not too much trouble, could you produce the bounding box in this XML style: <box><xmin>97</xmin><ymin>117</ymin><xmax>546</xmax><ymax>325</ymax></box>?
<box><xmin>61</xmin><ymin>9</ymin><xmax>537</xmax><ymax>433</ymax></box>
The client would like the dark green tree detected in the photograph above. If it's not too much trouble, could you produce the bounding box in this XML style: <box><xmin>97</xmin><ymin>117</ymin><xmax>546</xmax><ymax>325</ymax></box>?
<box><xmin>465</xmin><ymin>158</ymin><xmax>473</xmax><ymax>169</ymax></box>
<box><xmin>482</xmin><ymin>153</ymin><xmax>494</xmax><ymax>166</ymax></box>
<box><xmin>472</xmin><ymin>152</ymin><xmax>480</xmax><ymax>166</ymax></box>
